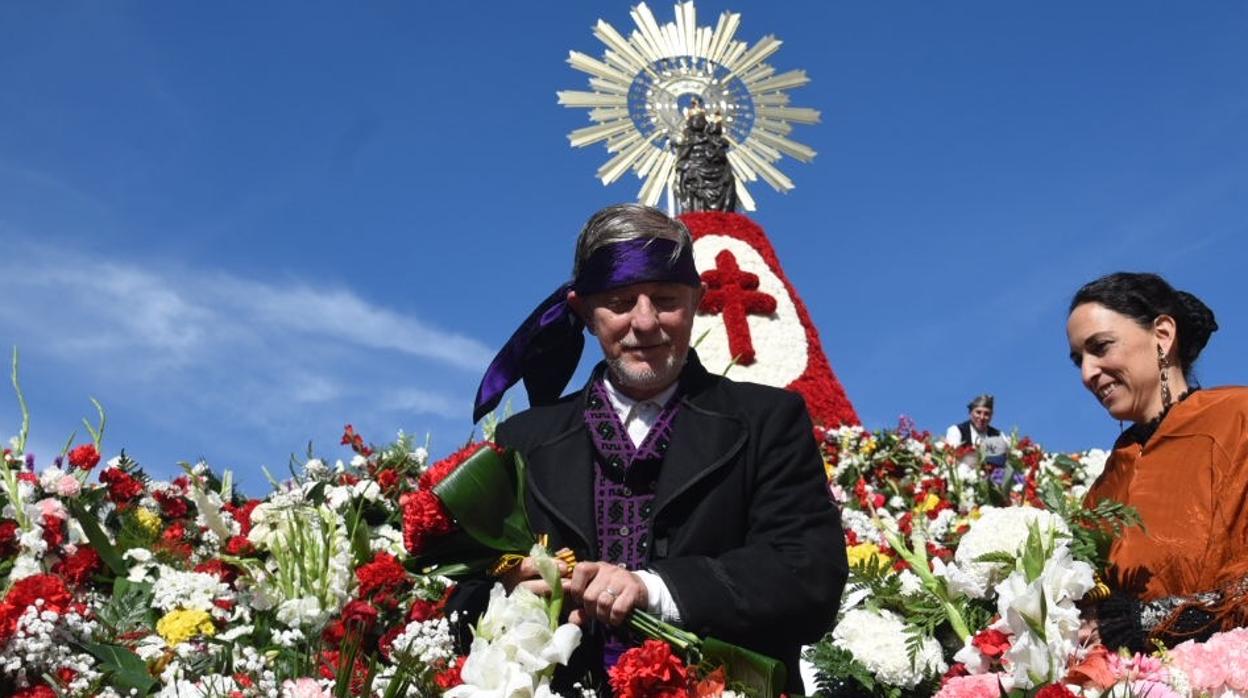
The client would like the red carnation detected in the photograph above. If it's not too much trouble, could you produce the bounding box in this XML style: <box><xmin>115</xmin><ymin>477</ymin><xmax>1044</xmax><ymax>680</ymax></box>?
<box><xmin>435</xmin><ymin>656</ymin><xmax>467</xmax><ymax>690</ymax></box>
<box><xmin>54</xmin><ymin>547</ymin><xmax>101</xmax><ymax>587</ymax></box>
<box><xmin>972</xmin><ymin>628</ymin><xmax>1012</xmax><ymax>660</ymax></box>
<box><xmin>224</xmin><ymin>536</ymin><xmax>255</xmax><ymax>557</ymax></box>
<box><xmin>408</xmin><ymin>591</ymin><xmax>451</xmax><ymax>624</ymax></box>
<box><xmin>41</xmin><ymin>513</ymin><xmax>67</xmax><ymax>550</ymax></box>
<box><xmin>154</xmin><ymin>490</ymin><xmax>190</xmax><ymax>519</ymax></box>
<box><xmin>1035</xmin><ymin>684</ymin><xmax>1078</xmax><ymax>698</ymax></box>
<box><xmin>609</xmin><ymin>639</ymin><xmax>691</xmax><ymax>698</ymax></box>
<box><xmin>376</xmin><ymin>468</ymin><xmax>398</xmax><ymax>491</ymax></box>
<box><xmin>194</xmin><ymin>559</ymin><xmax>241</xmax><ymax>585</ymax></box>
<box><xmin>356</xmin><ymin>552</ymin><xmax>408</xmax><ymax>601</ymax></box>
<box><xmin>941</xmin><ymin>663</ymin><xmax>970</xmax><ymax>686</ymax></box>
<box><xmin>223</xmin><ymin>499</ymin><xmax>261</xmax><ymax>536</ymax></box>
<box><xmin>99</xmin><ymin>467</ymin><xmax>143</xmax><ymax>505</ymax></box>
<box><xmin>13</xmin><ymin>684</ymin><xmax>57</xmax><ymax>698</ymax></box>
<box><xmin>400</xmin><ymin>490</ymin><xmax>454</xmax><ymax>555</ymax></box>
<box><xmin>417</xmin><ymin>442</ymin><xmax>502</xmax><ymax>492</ymax></box>
<box><xmin>0</xmin><ymin>519</ymin><xmax>20</xmax><ymax>557</ymax></box>
<box><xmin>0</xmin><ymin>574</ymin><xmax>72</xmax><ymax>642</ymax></box>
<box><xmin>163</xmin><ymin>521</ymin><xmax>187</xmax><ymax>543</ymax></box>
<box><xmin>67</xmin><ymin>444</ymin><xmax>100</xmax><ymax>471</ymax></box>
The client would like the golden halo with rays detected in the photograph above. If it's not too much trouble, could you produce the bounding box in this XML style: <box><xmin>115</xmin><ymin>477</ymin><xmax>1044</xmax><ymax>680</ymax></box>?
<box><xmin>557</xmin><ymin>1</ymin><xmax>820</xmax><ymax>211</ymax></box>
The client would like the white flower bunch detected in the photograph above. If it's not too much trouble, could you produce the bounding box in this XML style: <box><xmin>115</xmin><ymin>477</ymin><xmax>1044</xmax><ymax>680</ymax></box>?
<box><xmin>993</xmin><ymin>543</ymin><xmax>1094</xmax><ymax>688</ymax></box>
<box><xmin>151</xmin><ymin>565</ymin><xmax>232</xmax><ymax>616</ymax></box>
<box><xmin>936</xmin><ymin>506</ymin><xmax>1070</xmax><ymax>599</ymax></box>
<box><xmin>831</xmin><ymin>608</ymin><xmax>946</xmax><ymax>688</ymax></box>
<box><xmin>446</xmin><ymin>584</ymin><xmax>582</xmax><ymax>698</ymax></box>
<box><xmin>390</xmin><ymin>616</ymin><xmax>457</xmax><ymax>667</ymax></box>
<box><xmin>1</xmin><ymin>604</ymin><xmax>102</xmax><ymax>695</ymax></box>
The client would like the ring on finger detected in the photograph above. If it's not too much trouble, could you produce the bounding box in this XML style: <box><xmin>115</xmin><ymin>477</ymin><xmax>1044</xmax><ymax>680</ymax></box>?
<box><xmin>604</xmin><ymin>587</ymin><xmax>619</xmax><ymax>598</ymax></box>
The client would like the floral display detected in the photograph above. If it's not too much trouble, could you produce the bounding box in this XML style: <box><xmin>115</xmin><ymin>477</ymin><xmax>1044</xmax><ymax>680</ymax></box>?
<box><xmin>805</xmin><ymin>418</ymin><xmax>1248</xmax><ymax>698</ymax></box>
<box><xmin>3</xmin><ymin>369</ymin><xmax>1246</xmax><ymax>695</ymax></box>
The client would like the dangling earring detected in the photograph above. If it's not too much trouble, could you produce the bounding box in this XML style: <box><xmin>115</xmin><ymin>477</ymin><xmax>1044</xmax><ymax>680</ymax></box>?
<box><xmin>1157</xmin><ymin>344</ymin><xmax>1173</xmax><ymax>410</ymax></box>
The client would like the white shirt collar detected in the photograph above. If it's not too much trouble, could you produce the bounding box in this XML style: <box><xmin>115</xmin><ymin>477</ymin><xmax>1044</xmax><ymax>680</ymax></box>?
<box><xmin>601</xmin><ymin>376</ymin><xmax>679</xmax><ymax>447</ymax></box>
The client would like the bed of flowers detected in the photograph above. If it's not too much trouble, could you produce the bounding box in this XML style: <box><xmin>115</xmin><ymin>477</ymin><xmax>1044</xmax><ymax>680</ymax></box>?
<box><xmin>803</xmin><ymin>419</ymin><xmax>1248</xmax><ymax>698</ymax></box>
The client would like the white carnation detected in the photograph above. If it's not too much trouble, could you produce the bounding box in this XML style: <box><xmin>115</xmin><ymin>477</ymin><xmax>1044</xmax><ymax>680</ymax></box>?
<box><xmin>949</xmin><ymin>507</ymin><xmax>1070</xmax><ymax>598</ymax></box>
<box><xmin>832</xmin><ymin>608</ymin><xmax>945</xmax><ymax>688</ymax></box>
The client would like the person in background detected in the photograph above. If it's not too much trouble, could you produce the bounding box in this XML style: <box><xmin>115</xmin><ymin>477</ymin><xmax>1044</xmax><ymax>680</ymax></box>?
<box><xmin>1067</xmin><ymin>271</ymin><xmax>1248</xmax><ymax>651</ymax></box>
<box><xmin>945</xmin><ymin>394</ymin><xmax>1004</xmax><ymax>448</ymax></box>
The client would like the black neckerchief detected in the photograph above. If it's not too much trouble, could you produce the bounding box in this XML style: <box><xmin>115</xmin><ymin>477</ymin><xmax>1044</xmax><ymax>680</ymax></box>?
<box><xmin>1125</xmin><ymin>388</ymin><xmax>1198</xmax><ymax>446</ymax></box>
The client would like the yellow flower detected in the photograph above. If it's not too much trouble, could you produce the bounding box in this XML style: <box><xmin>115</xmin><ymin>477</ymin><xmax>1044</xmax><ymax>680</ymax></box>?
<box><xmin>135</xmin><ymin>507</ymin><xmax>162</xmax><ymax>537</ymax></box>
<box><xmin>846</xmin><ymin>542</ymin><xmax>889</xmax><ymax>570</ymax></box>
<box><xmin>156</xmin><ymin>608</ymin><xmax>216</xmax><ymax>646</ymax></box>
<box><xmin>860</xmin><ymin>438</ymin><xmax>878</xmax><ymax>456</ymax></box>
<box><xmin>919</xmin><ymin>492</ymin><xmax>942</xmax><ymax>513</ymax></box>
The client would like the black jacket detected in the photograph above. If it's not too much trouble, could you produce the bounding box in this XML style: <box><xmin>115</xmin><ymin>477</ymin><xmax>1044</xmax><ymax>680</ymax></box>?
<box><xmin>494</xmin><ymin>352</ymin><xmax>847</xmax><ymax>693</ymax></box>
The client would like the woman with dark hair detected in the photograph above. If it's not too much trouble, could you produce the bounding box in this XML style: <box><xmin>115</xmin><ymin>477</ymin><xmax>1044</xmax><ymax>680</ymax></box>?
<box><xmin>1066</xmin><ymin>271</ymin><xmax>1248</xmax><ymax>652</ymax></box>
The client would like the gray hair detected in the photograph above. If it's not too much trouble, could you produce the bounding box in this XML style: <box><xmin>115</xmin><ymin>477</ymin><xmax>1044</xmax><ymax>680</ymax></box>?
<box><xmin>967</xmin><ymin>394</ymin><xmax>994</xmax><ymax>411</ymax></box>
<box><xmin>572</xmin><ymin>204</ymin><xmax>692</xmax><ymax>279</ymax></box>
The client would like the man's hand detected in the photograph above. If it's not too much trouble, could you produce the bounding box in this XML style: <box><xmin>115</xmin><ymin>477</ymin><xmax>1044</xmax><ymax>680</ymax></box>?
<box><xmin>499</xmin><ymin>555</ymin><xmax>569</xmax><ymax>596</ymax></box>
<box><xmin>565</xmin><ymin>561</ymin><xmax>648</xmax><ymax>627</ymax></box>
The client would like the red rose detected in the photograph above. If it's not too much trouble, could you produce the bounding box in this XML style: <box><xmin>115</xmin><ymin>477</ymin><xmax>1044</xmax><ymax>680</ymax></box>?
<box><xmin>341</xmin><ymin>599</ymin><xmax>379</xmax><ymax>634</ymax></box>
<box><xmin>54</xmin><ymin>547</ymin><xmax>102</xmax><ymax>587</ymax></box>
<box><xmin>67</xmin><ymin>444</ymin><xmax>100</xmax><ymax>471</ymax></box>
<box><xmin>972</xmin><ymin>628</ymin><xmax>1012</xmax><ymax>660</ymax></box>
<box><xmin>609</xmin><ymin>639</ymin><xmax>691</xmax><ymax>698</ymax></box>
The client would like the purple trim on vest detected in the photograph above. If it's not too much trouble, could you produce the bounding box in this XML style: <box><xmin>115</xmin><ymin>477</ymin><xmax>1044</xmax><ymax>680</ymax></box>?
<box><xmin>584</xmin><ymin>379</ymin><xmax>680</xmax><ymax>670</ymax></box>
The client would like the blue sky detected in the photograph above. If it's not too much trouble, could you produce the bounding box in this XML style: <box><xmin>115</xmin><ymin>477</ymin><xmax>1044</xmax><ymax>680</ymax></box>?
<box><xmin>2</xmin><ymin>2</ymin><xmax>1245</xmax><ymax>490</ymax></box>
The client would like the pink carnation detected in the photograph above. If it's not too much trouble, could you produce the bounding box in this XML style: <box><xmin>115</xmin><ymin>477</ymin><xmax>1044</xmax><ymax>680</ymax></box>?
<box><xmin>935</xmin><ymin>673</ymin><xmax>1003</xmax><ymax>698</ymax></box>
<box><xmin>53</xmin><ymin>475</ymin><xmax>81</xmax><ymax>498</ymax></box>
<box><xmin>1170</xmin><ymin>627</ymin><xmax>1248</xmax><ymax>693</ymax></box>
<box><xmin>281</xmin><ymin>678</ymin><xmax>329</xmax><ymax>698</ymax></box>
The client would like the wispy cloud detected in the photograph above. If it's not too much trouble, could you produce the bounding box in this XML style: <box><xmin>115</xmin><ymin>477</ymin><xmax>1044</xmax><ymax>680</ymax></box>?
<box><xmin>0</xmin><ymin>236</ymin><xmax>492</xmax><ymax>480</ymax></box>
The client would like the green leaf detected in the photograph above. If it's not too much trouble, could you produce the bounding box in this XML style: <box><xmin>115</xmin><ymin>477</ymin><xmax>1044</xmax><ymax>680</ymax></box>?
<box><xmin>65</xmin><ymin>499</ymin><xmax>127</xmax><ymax>577</ymax></box>
<box><xmin>973</xmin><ymin>551</ymin><xmax>1020</xmax><ymax>566</ymax></box>
<box><xmin>77</xmin><ymin>641</ymin><xmax>157</xmax><ymax>693</ymax></box>
<box><xmin>432</xmin><ymin>447</ymin><xmax>536</xmax><ymax>554</ymax></box>
<box><xmin>701</xmin><ymin>636</ymin><xmax>787</xmax><ymax>698</ymax></box>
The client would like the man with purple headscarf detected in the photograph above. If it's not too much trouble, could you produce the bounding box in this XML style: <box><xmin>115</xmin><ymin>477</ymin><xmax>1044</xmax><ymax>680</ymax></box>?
<box><xmin>467</xmin><ymin>204</ymin><xmax>847</xmax><ymax>694</ymax></box>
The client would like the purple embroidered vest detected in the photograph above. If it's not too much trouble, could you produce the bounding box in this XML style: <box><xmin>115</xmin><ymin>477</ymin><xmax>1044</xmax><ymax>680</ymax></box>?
<box><xmin>583</xmin><ymin>379</ymin><xmax>680</xmax><ymax>668</ymax></box>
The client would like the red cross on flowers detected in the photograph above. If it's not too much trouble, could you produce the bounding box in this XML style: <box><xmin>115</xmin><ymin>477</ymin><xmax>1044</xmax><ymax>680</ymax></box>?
<box><xmin>699</xmin><ymin>249</ymin><xmax>777</xmax><ymax>365</ymax></box>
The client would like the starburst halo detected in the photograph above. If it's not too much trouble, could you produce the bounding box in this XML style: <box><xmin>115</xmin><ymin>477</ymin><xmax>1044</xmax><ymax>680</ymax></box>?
<box><xmin>557</xmin><ymin>1</ymin><xmax>819</xmax><ymax>211</ymax></box>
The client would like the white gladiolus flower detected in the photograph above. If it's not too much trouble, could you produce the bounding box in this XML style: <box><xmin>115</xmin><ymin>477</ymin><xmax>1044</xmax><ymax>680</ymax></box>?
<box><xmin>447</xmin><ymin>584</ymin><xmax>582</xmax><ymax>698</ymax></box>
<box><xmin>832</xmin><ymin>608</ymin><xmax>945</xmax><ymax>688</ymax></box>
<box><xmin>994</xmin><ymin>545</ymin><xmax>1094</xmax><ymax>688</ymax></box>
<box><xmin>276</xmin><ymin>596</ymin><xmax>326</xmax><ymax>629</ymax></box>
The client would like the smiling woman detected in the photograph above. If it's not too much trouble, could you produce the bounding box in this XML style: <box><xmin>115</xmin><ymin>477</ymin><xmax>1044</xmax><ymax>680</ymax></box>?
<box><xmin>1066</xmin><ymin>272</ymin><xmax>1248</xmax><ymax>653</ymax></box>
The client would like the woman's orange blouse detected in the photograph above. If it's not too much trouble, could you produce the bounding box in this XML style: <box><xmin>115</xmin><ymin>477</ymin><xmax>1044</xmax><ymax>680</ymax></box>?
<box><xmin>1086</xmin><ymin>386</ymin><xmax>1248</xmax><ymax>601</ymax></box>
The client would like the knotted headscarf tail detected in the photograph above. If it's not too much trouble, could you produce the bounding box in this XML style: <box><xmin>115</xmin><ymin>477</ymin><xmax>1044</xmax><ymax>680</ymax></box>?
<box><xmin>472</xmin><ymin>238</ymin><xmax>700</xmax><ymax>422</ymax></box>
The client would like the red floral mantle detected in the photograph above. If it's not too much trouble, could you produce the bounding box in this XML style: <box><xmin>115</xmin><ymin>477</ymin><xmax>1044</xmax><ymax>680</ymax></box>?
<box><xmin>680</xmin><ymin>211</ymin><xmax>859</xmax><ymax>428</ymax></box>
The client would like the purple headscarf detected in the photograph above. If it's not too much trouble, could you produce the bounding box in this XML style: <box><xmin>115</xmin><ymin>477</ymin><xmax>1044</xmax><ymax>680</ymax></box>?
<box><xmin>472</xmin><ymin>237</ymin><xmax>700</xmax><ymax>422</ymax></box>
